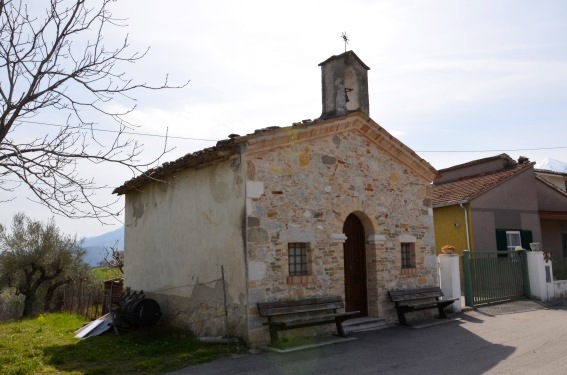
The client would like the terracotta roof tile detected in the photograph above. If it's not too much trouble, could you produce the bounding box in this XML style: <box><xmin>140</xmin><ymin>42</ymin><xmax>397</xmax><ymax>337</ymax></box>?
<box><xmin>112</xmin><ymin>140</ymin><xmax>240</xmax><ymax>195</ymax></box>
<box><xmin>114</xmin><ymin>112</ymin><xmax>439</xmax><ymax>195</ymax></box>
<box><xmin>432</xmin><ymin>162</ymin><xmax>533</xmax><ymax>206</ymax></box>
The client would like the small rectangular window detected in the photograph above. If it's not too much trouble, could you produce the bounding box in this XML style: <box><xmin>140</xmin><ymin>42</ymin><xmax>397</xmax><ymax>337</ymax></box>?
<box><xmin>288</xmin><ymin>243</ymin><xmax>309</xmax><ymax>276</ymax></box>
<box><xmin>506</xmin><ymin>231</ymin><xmax>522</xmax><ymax>250</ymax></box>
<box><xmin>401</xmin><ymin>243</ymin><xmax>416</xmax><ymax>269</ymax></box>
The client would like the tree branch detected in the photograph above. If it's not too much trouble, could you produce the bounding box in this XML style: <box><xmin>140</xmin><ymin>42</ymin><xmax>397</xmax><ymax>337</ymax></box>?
<box><xmin>0</xmin><ymin>0</ymin><xmax>187</xmax><ymax>220</ymax></box>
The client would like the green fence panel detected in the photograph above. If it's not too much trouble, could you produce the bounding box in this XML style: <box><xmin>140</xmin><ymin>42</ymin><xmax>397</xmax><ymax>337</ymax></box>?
<box><xmin>462</xmin><ymin>250</ymin><xmax>473</xmax><ymax>307</ymax></box>
<box><xmin>462</xmin><ymin>250</ymin><xmax>527</xmax><ymax>306</ymax></box>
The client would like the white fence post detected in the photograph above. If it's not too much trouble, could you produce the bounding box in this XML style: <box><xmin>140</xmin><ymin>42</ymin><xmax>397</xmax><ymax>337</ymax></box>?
<box><xmin>526</xmin><ymin>251</ymin><xmax>553</xmax><ymax>301</ymax></box>
<box><xmin>438</xmin><ymin>254</ymin><xmax>462</xmax><ymax>312</ymax></box>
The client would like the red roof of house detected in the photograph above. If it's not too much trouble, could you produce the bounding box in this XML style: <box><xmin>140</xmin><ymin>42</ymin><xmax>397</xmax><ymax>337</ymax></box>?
<box><xmin>432</xmin><ymin>162</ymin><xmax>534</xmax><ymax>207</ymax></box>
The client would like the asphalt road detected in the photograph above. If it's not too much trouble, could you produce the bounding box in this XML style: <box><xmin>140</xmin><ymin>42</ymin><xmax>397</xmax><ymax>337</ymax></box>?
<box><xmin>169</xmin><ymin>299</ymin><xmax>567</xmax><ymax>375</ymax></box>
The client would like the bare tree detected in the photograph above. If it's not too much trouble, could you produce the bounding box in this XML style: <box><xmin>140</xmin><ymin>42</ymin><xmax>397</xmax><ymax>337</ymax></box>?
<box><xmin>0</xmin><ymin>0</ymin><xmax>185</xmax><ymax>220</ymax></box>
<box><xmin>0</xmin><ymin>212</ymin><xmax>90</xmax><ymax>317</ymax></box>
<box><xmin>102</xmin><ymin>240</ymin><xmax>123</xmax><ymax>275</ymax></box>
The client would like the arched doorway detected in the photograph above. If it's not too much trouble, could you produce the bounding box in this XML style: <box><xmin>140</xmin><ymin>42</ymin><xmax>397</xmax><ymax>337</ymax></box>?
<box><xmin>343</xmin><ymin>213</ymin><xmax>368</xmax><ymax>316</ymax></box>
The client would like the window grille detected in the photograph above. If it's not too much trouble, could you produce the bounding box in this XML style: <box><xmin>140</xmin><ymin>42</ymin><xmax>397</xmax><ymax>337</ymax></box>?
<box><xmin>288</xmin><ymin>243</ymin><xmax>308</xmax><ymax>276</ymax></box>
<box><xmin>401</xmin><ymin>242</ymin><xmax>416</xmax><ymax>269</ymax></box>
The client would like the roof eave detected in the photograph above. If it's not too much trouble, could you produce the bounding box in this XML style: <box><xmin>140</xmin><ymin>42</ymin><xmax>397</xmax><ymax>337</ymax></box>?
<box><xmin>433</xmin><ymin>200</ymin><xmax>469</xmax><ymax>208</ymax></box>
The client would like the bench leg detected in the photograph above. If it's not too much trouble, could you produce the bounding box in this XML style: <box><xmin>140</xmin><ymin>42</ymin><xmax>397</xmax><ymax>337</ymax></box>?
<box><xmin>335</xmin><ymin>318</ymin><xmax>347</xmax><ymax>337</ymax></box>
<box><xmin>396</xmin><ymin>309</ymin><xmax>408</xmax><ymax>326</ymax></box>
<box><xmin>437</xmin><ymin>305</ymin><xmax>449</xmax><ymax>319</ymax></box>
<box><xmin>268</xmin><ymin>325</ymin><xmax>283</xmax><ymax>347</ymax></box>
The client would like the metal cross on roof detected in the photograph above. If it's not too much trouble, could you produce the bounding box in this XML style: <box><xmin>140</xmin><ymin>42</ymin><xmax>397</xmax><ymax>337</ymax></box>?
<box><xmin>341</xmin><ymin>32</ymin><xmax>349</xmax><ymax>52</ymax></box>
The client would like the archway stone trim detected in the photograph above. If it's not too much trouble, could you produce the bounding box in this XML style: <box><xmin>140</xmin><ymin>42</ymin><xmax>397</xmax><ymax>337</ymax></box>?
<box><xmin>331</xmin><ymin>233</ymin><xmax>348</xmax><ymax>243</ymax></box>
<box><xmin>367</xmin><ymin>234</ymin><xmax>386</xmax><ymax>244</ymax></box>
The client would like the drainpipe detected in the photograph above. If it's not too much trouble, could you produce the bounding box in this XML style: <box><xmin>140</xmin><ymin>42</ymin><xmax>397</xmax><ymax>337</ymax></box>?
<box><xmin>459</xmin><ymin>202</ymin><xmax>471</xmax><ymax>250</ymax></box>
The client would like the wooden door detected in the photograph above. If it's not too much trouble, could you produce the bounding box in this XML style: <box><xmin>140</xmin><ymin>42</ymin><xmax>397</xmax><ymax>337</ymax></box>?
<box><xmin>343</xmin><ymin>213</ymin><xmax>368</xmax><ymax>315</ymax></box>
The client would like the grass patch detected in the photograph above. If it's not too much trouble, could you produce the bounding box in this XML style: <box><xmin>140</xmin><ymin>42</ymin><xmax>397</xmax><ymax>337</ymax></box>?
<box><xmin>91</xmin><ymin>267</ymin><xmax>122</xmax><ymax>281</ymax></box>
<box><xmin>0</xmin><ymin>313</ymin><xmax>233</xmax><ymax>375</ymax></box>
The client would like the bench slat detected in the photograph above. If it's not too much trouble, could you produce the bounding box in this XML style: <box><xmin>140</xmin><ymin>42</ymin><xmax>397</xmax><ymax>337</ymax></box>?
<box><xmin>389</xmin><ymin>287</ymin><xmax>444</xmax><ymax>302</ymax></box>
<box><xmin>268</xmin><ymin>312</ymin><xmax>356</xmax><ymax>327</ymax></box>
<box><xmin>258</xmin><ymin>296</ymin><xmax>342</xmax><ymax>310</ymax></box>
<box><xmin>258</xmin><ymin>302</ymin><xmax>344</xmax><ymax>317</ymax></box>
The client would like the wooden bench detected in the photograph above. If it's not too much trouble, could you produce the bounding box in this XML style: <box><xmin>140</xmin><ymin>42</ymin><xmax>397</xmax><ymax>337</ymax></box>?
<box><xmin>388</xmin><ymin>287</ymin><xmax>458</xmax><ymax>326</ymax></box>
<box><xmin>257</xmin><ymin>296</ymin><xmax>359</xmax><ymax>347</ymax></box>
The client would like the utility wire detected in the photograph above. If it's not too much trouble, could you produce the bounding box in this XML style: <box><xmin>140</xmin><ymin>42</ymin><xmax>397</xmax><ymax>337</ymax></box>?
<box><xmin>15</xmin><ymin>119</ymin><xmax>567</xmax><ymax>153</ymax></box>
<box><xmin>18</xmin><ymin>119</ymin><xmax>218</xmax><ymax>142</ymax></box>
<box><xmin>0</xmin><ymin>178</ymin><xmax>118</xmax><ymax>188</ymax></box>
<box><xmin>417</xmin><ymin>146</ymin><xmax>567</xmax><ymax>153</ymax></box>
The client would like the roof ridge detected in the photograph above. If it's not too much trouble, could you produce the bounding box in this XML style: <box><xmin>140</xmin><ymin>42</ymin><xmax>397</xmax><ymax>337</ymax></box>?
<box><xmin>432</xmin><ymin>162</ymin><xmax>534</xmax><ymax>206</ymax></box>
<box><xmin>434</xmin><ymin>161</ymin><xmax>533</xmax><ymax>186</ymax></box>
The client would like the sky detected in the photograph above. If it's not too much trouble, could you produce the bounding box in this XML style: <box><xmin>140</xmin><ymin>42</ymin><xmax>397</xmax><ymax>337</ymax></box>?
<box><xmin>2</xmin><ymin>0</ymin><xmax>567</xmax><ymax>239</ymax></box>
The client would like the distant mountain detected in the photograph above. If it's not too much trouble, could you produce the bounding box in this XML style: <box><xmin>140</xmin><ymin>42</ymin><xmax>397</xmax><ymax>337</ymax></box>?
<box><xmin>81</xmin><ymin>227</ymin><xmax>124</xmax><ymax>266</ymax></box>
<box><xmin>534</xmin><ymin>158</ymin><xmax>567</xmax><ymax>173</ymax></box>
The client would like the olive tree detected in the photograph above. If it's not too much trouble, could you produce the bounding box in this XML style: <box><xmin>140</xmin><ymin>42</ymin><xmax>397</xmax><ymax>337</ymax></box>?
<box><xmin>0</xmin><ymin>212</ymin><xmax>90</xmax><ymax>317</ymax></box>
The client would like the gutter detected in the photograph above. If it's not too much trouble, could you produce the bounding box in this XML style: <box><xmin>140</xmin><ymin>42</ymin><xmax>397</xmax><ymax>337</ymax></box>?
<box><xmin>459</xmin><ymin>203</ymin><xmax>471</xmax><ymax>251</ymax></box>
<box><xmin>433</xmin><ymin>200</ymin><xmax>468</xmax><ymax>209</ymax></box>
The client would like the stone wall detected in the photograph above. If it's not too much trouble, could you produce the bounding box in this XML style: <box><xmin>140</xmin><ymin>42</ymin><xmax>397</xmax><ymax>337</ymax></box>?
<box><xmin>244</xmin><ymin>125</ymin><xmax>437</xmax><ymax>345</ymax></box>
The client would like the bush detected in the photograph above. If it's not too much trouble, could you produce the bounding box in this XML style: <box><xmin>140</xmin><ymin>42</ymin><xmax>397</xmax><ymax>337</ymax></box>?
<box><xmin>0</xmin><ymin>288</ymin><xmax>24</xmax><ymax>321</ymax></box>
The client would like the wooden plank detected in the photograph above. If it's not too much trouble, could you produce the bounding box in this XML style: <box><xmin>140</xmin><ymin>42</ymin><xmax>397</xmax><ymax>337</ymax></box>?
<box><xmin>257</xmin><ymin>296</ymin><xmax>345</xmax><ymax>317</ymax></box>
<box><xmin>258</xmin><ymin>302</ymin><xmax>343</xmax><ymax>316</ymax></box>
<box><xmin>258</xmin><ymin>296</ymin><xmax>342</xmax><ymax>310</ymax></box>
<box><xmin>277</xmin><ymin>313</ymin><xmax>343</xmax><ymax>326</ymax></box>
<box><xmin>388</xmin><ymin>287</ymin><xmax>444</xmax><ymax>302</ymax></box>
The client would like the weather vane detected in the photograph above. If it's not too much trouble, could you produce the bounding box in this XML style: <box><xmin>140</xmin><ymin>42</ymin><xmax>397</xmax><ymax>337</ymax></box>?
<box><xmin>341</xmin><ymin>31</ymin><xmax>349</xmax><ymax>52</ymax></box>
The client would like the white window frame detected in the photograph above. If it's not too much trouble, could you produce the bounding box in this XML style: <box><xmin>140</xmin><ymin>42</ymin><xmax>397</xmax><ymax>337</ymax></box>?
<box><xmin>506</xmin><ymin>231</ymin><xmax>522</xmax><ymax>250</ymax></box>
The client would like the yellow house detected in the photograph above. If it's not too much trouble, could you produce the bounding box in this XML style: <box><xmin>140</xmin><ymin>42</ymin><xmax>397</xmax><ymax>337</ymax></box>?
<box><xmin>432</xmin><ymin>203</ymin><xmax>472</xmax><ymax>256</ymax></box>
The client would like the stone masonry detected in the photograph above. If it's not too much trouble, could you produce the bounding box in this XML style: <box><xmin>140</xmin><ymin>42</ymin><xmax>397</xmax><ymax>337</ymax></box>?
<box><xmin>243</xmin><ymin>114</ymin><xmax>438</xmax><ymax>345</ymax></box>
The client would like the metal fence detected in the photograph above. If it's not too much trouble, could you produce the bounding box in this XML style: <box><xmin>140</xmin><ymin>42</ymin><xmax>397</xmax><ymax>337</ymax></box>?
<box><xmin>462</xmin><ymin>250</ymin><xmax>530</xmax><ymax>306</ymax></box>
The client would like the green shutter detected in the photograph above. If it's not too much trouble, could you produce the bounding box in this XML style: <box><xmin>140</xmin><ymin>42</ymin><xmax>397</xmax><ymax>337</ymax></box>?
<box><xmin>496</xmin><ymin>229</ymin><xmax>508</xmax><ymax>250</ymax></box>
<box><xmin>520</xmin><ymin>230</ymin><xmax>533</xmax><ymax>249</ymax></box>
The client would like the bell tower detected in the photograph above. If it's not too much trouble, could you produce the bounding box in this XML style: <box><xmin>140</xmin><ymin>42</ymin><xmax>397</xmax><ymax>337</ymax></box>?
<box><xmin>319</xmin><ymin>51</ymin><xmax>370</xmax><ymax>119</ymax></box>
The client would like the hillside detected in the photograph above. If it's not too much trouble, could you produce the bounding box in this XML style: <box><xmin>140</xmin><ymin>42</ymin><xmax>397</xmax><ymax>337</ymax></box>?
<box><xmin>81</xmin><ymin>226</ymin><xmax>124</xmax><ymax>266</ymax></box>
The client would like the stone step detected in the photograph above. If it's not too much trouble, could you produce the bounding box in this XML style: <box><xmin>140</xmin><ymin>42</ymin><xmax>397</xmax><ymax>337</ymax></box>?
<box><xmin>342</xmin><ymin>316</ymin><xmax>388</xmax><ymax>334</ymax></box>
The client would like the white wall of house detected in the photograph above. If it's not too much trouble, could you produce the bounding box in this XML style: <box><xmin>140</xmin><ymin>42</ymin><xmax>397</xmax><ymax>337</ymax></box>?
<box><xmin>123</xmin><ymin>159</ymin><xmax>247</xmax><ymax>338</ymax></box>
<box><xmin>554</xmin><ymin>280</ymin><xmax>567</xmax><ymax>298</ymax></box>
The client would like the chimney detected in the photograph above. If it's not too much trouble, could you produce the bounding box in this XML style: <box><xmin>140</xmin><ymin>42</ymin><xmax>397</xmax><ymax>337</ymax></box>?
<box><xmin>318</xmin><ymin>51</ymin><xmax>370</xmax><ymax>119</ymax></box>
